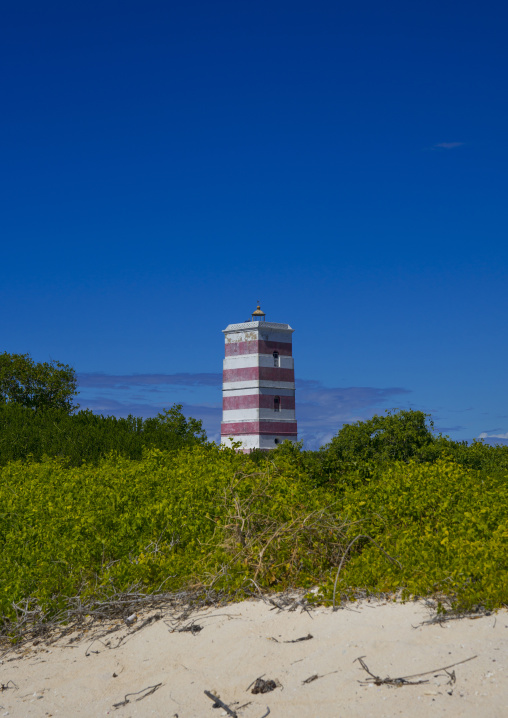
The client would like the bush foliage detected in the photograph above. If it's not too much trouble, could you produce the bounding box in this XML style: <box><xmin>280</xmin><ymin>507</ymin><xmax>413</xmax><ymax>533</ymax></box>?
<box><xmin>330</xmin><ymin>458</ymin><xmax>508</xmax><ymax>611</ymax></box>
<box><xmin>1</xmin><ymin>407</ymin><xmax>507</xmax><ymax>631</ymax></box>
<box><xmin>0</xmin><ymin>402</ymin><xmax>206</xmax><ymax>466</ymax></box>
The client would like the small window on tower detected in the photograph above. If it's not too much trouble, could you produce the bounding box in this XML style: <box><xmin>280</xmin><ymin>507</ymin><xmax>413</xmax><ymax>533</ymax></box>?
<box><xmin>274</xmin><ymin>396</ymin><xmax>280</xmax><ymax>412</ymax></box>
<box><xmin>273</xmin><ymin>351</ymin><xmax>279</xmax><ymax>367</ymax></box>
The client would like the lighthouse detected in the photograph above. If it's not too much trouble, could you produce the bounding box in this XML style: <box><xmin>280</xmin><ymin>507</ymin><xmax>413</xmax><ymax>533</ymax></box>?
<box><xmin>221</xmin><ymin>305</ymin><xmax>297</xmax><ymax>451</ymax></box>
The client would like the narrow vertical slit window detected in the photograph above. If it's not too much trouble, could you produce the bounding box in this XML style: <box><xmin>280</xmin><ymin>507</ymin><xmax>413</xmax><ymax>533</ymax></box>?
<box><xmin>274</xmin><ymin>396</ymin><xmax>280</xmax><ymax>412</ymax></box>
<box><xmin>273</xmin><ymin>351</ymin><xmax>279</xmax><ymax>367</ymax></box>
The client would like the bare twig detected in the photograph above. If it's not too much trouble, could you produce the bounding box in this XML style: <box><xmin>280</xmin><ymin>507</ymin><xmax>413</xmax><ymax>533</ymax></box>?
<box><xmin>85</xmin><ymin>639</ymin><xmax>101</xmax><ymax>656</ymax></box>
<box><xmin>270</xmin><ymin>633</ymin><xmax>313</xmax><ymax>644</ymax></box>
<box><xmin>302</xmin><ymin>670</ymin><xmax>338</xmax><ymax>684</ymax></box>
<box><xmin>1</xmin><ymin>586</ymin><xmax>231</xmax><ymax>655</ymax></box>
<box><xmin>443</xmin><ymin>669</ymin><xmax>456</xmax><ymax>685</ymax></box>
<box><xmin>171</xmin><ymin>620</ymin><xmax>203</xmax><ymax>635</ymax></box>
<box><xmin>356</xmin><ymin>656</ymin><xmax>428</xmax><ymax>686</ymax></box>
<box><xmin>303</xmin><ymin>674</ymin><xmax>319</xmax><ymax>684</ymax></box>
<box><xmin>204</xmin><ymin>690</ymin><xmax>237</xmax><ymax>717</ymax></box>
<box><xmin>355</xmin><ymin>655</ymin><xmax>477</xmax><ymax>686</ymax></box>
<box><xmin>0</xmin><ymin>680</ymin><xmax>18</xmax><ymax>691</ymax></box>
<box><xmin>284</xmin><ymin>633</ymin><xmax>313</xmax><ymax>643</ymax></box>
<box><xmin>418</xmin><ymin>610</ymin><xmax>492</xmax><ymax>627</ymax></box>
<box><xmin>113</xmin><ymin>682</ymin><xmax>162</xmax><ymax>708</ymax></box>
<box><xmin>130</xmin><ymin>613</ymin><xmax>162</xmax><ymax>633</ymax></box>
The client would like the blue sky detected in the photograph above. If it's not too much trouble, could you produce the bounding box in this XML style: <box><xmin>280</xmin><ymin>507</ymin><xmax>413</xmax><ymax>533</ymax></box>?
<box><xmin>2</xmin><ymin>1</ymin><xmax>507</xmax><ymax>447</ymax></box>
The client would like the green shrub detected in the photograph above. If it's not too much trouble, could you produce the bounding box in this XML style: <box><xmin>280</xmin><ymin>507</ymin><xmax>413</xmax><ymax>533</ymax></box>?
<box><xmin>1</xmin><ymin>435</ymin><xmax>507</xmax><ymax>631</ymax></box>
<box><xmin>0</xmin><ymin>402</ymin><xmax>206</xmax><ymax>466</ymax></box>
<box><xmin>0</xmin><ymin>445</ymin><xmax>340</xmax><ymax>624</ymax></box>
<box><xmin>320</xmin><ymin>458</ymin><xmax>508</xmax><ymax>610</ymax></box>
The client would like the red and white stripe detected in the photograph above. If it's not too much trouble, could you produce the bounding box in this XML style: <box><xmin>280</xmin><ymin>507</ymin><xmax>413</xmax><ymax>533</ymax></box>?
<box><xmin>221</xmin><ymin>320</ymin><xmax>297</xmax><ymax>451</ymax></box>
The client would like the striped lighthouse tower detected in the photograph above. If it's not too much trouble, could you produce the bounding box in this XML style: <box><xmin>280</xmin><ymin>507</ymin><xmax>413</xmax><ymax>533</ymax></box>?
<box><xmin>221</xmin><ymin>305</ymin><xmax>297</xmax><ymax>451</ymax></box>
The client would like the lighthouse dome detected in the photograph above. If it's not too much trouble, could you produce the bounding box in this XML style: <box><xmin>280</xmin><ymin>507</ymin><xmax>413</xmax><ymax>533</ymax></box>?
<box><xmin>251</xmin><ymin>303</ymin><xmax>266</xmax><ymax>321</ymax></box>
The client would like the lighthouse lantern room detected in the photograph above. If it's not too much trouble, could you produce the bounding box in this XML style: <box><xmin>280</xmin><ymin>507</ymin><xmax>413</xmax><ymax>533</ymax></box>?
<box><xmin>221</xmin><ymin>305</ymin><xmax>297</xmax><ymax>451</ymax></box>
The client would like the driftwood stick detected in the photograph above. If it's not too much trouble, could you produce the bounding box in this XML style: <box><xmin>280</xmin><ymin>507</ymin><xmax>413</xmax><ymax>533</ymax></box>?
<box><xmin>283</xmin><ymin>633</ymin><xmax>313</xmax><ymax>643</ymax></box>
<box><xmin>269</xmin><ymin>633</ymin><xmax>313</xmax><ymax>644</ymax></box>
<box><xmin>204</xmin><ymin>690</ymin><xmax>238</xmax><ymax>717</ymax></box>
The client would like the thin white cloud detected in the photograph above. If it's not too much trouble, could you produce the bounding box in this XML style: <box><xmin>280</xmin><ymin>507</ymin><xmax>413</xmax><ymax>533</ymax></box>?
<box><xmin>295</xmin><ymin>382</ymin><xmax>411</xmax><ymax>449</ymax></box>
<box><xmin>433</xmin><ymin>142</ymin><xmax>464</xmax><ymax>149</ymax></box>
<box><xmin>79</xmin><ymin>373</ymin><xmax>412</xmax><ymax>450</ymax></box>
<box><xmin>479</xmin><ymin>431</ymin><xmax>508</xmax><ymax>440</ymax></box>
<box><xmin>78</xmin><ymin>372</ymin><xmax>222</xmax><ymax>388</ymax></box>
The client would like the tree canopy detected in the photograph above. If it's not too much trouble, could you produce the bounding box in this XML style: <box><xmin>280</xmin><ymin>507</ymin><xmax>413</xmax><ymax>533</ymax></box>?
<box><xmin>317</xmin><ymin>409</ymin><xmax>441</xmax><ymax>481</ymax></box>
<box><xmin>0</xmin><ymin>352</ymin><xmax>79</xmax><ymax>413</ymax></box>
<box><xmin>325</xmin><ymin>408</ymin><xmax>436</xmax><ymax>463</ymax></box>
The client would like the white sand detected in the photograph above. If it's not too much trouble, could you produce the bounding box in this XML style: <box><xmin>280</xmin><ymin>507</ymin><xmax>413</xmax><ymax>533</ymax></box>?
<box><xmin>1</xmin><ymin>599</ymin><xmax>507</xmax><ymax>717</ymax></box>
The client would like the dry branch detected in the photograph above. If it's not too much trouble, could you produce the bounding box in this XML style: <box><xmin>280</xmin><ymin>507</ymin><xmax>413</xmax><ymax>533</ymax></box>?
<box><xmin>355</xmin><ymin>655</ymin><xmax>477</xmax><ymax>686</ymax></box>
<box><xmin>418</xmin><ymin>610</ymin><xmax>492</xmax><ymax>627</ymax></box>
<box><xmin>1</xmin><ymin>586</ymin><xmax>230</xmax><ymax>656</ymax></box>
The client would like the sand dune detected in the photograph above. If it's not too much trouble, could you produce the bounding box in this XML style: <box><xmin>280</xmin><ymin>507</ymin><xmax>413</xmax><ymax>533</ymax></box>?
<box><xmin>1</xmin><ymin>599</ymin><xmax>506</xmax><ymax>717</ymax></box>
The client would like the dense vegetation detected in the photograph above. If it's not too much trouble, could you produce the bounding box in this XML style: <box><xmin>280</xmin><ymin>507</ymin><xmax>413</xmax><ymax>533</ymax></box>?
<box><xmin>0</xmin><ymin>354</ymin><xmax>507</xmax><ymax>629</ymax></box>
<box><xmin>1</xmin><ymin>407</ymin><xmax>507</xmax><ymax>631</ymax></box>
<box><xmin>0</xmin><ymin>352</ymin><xmax>205</xmax><ymax>466</ymax></box>
<box><xmin>0</xmin><ymin>403</ymin><xmax>206</xmax><ymax>465</ymax></box>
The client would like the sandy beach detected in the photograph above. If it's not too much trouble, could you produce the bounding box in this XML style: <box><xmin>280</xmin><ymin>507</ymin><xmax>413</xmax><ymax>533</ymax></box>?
<box><xmin>1</xmin><ymin>599</ymin><xmax>506</xmax><ymax>718</ymax></box>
